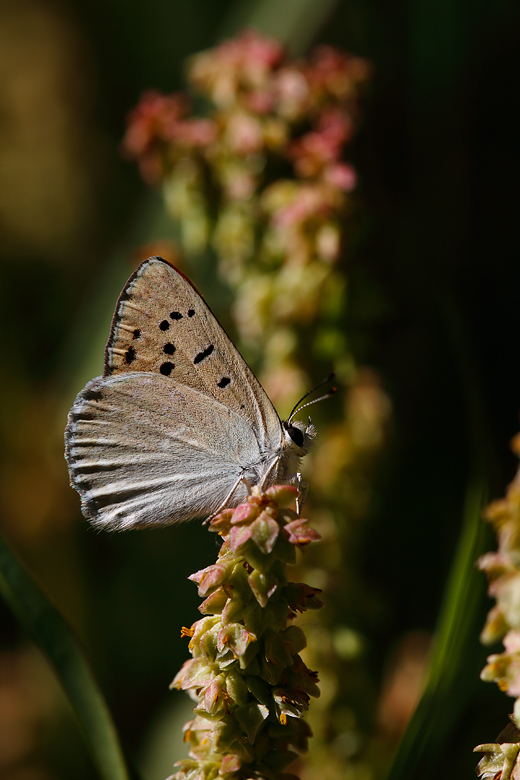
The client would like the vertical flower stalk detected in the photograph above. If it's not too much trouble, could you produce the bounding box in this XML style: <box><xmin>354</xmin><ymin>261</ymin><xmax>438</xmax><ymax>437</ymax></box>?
<box><xmin>475</xmin><ymin>431</ymin><xmax>520</xmax><ymax>778</ymax></box>
<box><xmin>124</xmin><ymin>31</ymin><xmax>391</xmax><ymax>778</ymax></box>
<box><xmin>170</xmin><ymin>485</ymin><xmax>322</xmax><ymax>780</ymax></box>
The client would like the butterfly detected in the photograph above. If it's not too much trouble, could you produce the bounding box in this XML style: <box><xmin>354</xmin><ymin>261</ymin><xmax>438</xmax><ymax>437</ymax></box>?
<box><xmin>65</xmin><ymin>256</ymin><xmax>318</xmax><ymax>531</ymax></box>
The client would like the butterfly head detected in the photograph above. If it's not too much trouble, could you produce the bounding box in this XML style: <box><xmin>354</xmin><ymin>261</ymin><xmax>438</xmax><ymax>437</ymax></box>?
<box><xmin>283</xmin><ymin>417</ymin><xmax>316</xmax><ymax>454</ymax></box>
<box><xmin>282</xmin><ymin>373</ymin><xmax>336</xmax><ymax>455</ymax></box>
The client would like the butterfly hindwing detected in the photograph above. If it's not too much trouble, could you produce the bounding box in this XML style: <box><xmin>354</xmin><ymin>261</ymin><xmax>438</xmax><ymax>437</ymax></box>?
<box><xmin>65</xmin><ymin>373</ymin><xmax>267</xmax><ymax>529</ymax></box>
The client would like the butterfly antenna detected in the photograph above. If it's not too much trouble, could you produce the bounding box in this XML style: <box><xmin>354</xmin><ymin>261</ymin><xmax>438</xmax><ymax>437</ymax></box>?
<box><xmin>287</xmin><ymin>373</ymin><xmax>336</xmax><ymax>424</ymax></box>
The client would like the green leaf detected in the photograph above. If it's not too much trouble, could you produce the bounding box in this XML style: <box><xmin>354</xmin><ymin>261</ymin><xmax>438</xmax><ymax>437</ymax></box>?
<box><xmin>0</xmin><ymin>532</ymin><xmax>134</xmax><ymax>780</ymax></box>
<box><xmin>384</xmin><ymin>480</ymin><xmax>490</xmax><ymax>780</ymax></box>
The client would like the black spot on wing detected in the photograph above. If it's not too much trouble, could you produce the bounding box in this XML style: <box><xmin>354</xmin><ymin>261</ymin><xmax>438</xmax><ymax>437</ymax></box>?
<box><xmin>86</xmin><ymin>487</ymin><xmax>139</xmax><ymax>513</ymax></box>
<box><xmin>73</xmin><ymin>462</ymin><xmax>120</xmax><ymax>475</ymax></box>
<box><xmin>70</xmin><ymin>410</ymin><xmax>95</xmax><ymax>422</ymax></box>
<box><xmin>82</xmin><ymin>388</ymin><xmax>103</xmax><ymax>402</ymax></box>
<box><xmin>217</xmin><ymin>377</ymin><xmax>230</xmax><ymax>388</ymax></box>
<box><xmin>188</xmin><ymin>309</ymin><xmax>195</xmax><ymax>317</ymax></box>
<box><xmin>170</xmin><ymin>311</ymin><xmax>183</xmax><ymax>320</ymax></box>
<box><xmin>160</xmin><ymin>362</ymin><xmax>174</xmax><ymax>376</ymax></box>
<box><xmin>194</xmin><ymin>344</ymin><xmax>214</xmax><ymax>364</ymax></box>
<box><xmin>133</xmin><ymin>328</ymin><xmax>141</xmax><ymax>339</ymax></box>
<box><xmin>124</xmin><ymin>346</ymin><xmax>136</xmax><ymax>365</ymax></box>
<box><xmin>163</xmin><ymin>343</ymin><xmax>176</xmax><ymax>355</ymax></box>
<box><xmin>159</xmin><ymin>320</ymin><xmax>170</xmax><ymax>331</ymax></box>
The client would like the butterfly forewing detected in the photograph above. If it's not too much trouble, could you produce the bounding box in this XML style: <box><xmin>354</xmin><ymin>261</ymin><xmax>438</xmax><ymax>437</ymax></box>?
<box><xmin>105</xmin><ymin>257</ymin><xmax>282</xmax><ymax>452</ymax></box>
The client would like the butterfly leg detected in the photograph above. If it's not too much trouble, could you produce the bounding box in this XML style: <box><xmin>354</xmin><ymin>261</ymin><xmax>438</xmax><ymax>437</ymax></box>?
<box><xmin>259</xmin><ymin>458</ymin><xmax>306</xmax><ymax>513</ymax></box>
<box><xmin>203</xmin><ymin>475</ymin><xmax>252</xmax><ymax>525</ymax></box>
<box><xmin>295</xmin><ymin>473</ymin><xmax>308</xmax><ymax>516</ymax></box>
<box><xmin>259</xmin><ymin>456</ymin><xmax>281</xmax><ymax>491</ymax></box>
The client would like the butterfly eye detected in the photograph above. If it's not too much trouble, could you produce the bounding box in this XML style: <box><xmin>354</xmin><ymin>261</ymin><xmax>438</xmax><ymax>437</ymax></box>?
<box><xmin>285</xmin><ymin>422</ymin><xmax>304</xmax><ymax>448</ymax></box>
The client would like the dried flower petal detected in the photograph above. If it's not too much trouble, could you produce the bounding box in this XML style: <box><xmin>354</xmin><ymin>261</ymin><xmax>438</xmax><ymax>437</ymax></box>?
<box><xmin>249</xmin><ymin>510</ymin><xmax>280</xmax><ymax>554</ymax></box>
<box><xmin>265</xmin><ymin>484</ymin><xmax>299</xmax><ymax>507</ymax></box>
<box><xmin>248</xmin><ymin>569</ymin><xmax>279</xmax><ymax>607</ymax></box>
<box><xmin>230</xmin><ymin>502</ymin><xmax>260</xmax><ymax>525</ymax></box>
<box><xmin>217</xmin><ymin>623</ymin><xmax>257</xmax><ymax>658</ymax></box>
<box><xmin>284</xmin><ymin>517</ymin><xmax>321</xmax><ymax>546</ymax></box>
<box><xmin>235</xmin><ymin>702</ymin><xmax>269</xmax><ymax>743</ymax></box>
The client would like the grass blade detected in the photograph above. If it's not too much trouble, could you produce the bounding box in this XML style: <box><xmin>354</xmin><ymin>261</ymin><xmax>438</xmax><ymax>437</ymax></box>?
<box><xmin>0</xmin><ymin>532</ymin><xmax>134</xmax><ymax>780</ymax></box>
<box><xmin>220</xmin><ymin>0</ymin><xmax>342</xmax><ymax>54</ymax></box>
<box><xmin>385</xmin><ymin>480</ymin><xmax>490</xmax><ymax>780</ymax></box>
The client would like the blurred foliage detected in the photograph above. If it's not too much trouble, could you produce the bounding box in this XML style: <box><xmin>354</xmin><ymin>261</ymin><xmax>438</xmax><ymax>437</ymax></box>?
<box><xmin>0</xmin><ymin>0</ymin><xmax>519</xmax><ymax>779</ymax></box>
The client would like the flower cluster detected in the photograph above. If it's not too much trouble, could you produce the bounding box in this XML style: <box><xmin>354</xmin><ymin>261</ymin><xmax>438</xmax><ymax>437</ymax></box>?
<box><xmin>475</xmin><ymin>432</ymin><xmax>520</xmax><ymax>777</ymax></box>
<box><xmin>170</xmin><ymin>485</ymin><xmax>322</xmax><ymax>780</ymax></box>
<box><xmin>123</xmin><ymin>29</ymin><xmax>371</xmax><ymax>282</ymax></box>
<box><xmin>475</xmin><ymin>724</ymin><xmax>520</xmax><ymax>780</ymax></box>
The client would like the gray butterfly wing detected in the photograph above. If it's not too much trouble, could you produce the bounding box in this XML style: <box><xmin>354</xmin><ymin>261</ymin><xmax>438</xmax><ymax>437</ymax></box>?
<box><xmin>65</xmin><ymin>372</ymin><xmax>273</xmax><ymax>530</ymax></box>
<box><xmin>104</xmin><ymin>256</ymin><xmax>283</xmax><ymax>455</ymax></box>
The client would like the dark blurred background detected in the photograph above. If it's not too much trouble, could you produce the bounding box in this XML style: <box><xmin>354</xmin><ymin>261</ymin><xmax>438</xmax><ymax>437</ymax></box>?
<box><xmin>0</xmin><ymin>0</ymin><xmax>519</xmax><ymax>778</ymax></box>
